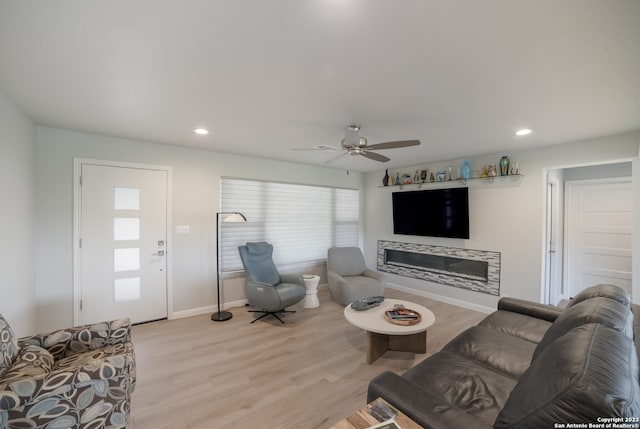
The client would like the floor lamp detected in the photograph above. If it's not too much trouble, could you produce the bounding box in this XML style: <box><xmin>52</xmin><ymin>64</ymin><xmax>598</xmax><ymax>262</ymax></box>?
<box><xmin>211</xmin><ymin>211</ymin><xmax>247</xmax><ymax>322</ymax></box>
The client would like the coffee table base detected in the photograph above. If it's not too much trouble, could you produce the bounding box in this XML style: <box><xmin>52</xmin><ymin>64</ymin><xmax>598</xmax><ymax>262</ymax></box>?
<box><xmin>366</xmin><ymin>330</ymin><xmax>427</xmax><ymax>364</ymax></box>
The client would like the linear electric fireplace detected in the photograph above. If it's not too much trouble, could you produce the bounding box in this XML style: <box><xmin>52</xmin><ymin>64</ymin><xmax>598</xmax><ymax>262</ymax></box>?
<box><xmin>377</xmin><ymin>240</ymin><xmax>500</xmax><ymax>295</ymax></box>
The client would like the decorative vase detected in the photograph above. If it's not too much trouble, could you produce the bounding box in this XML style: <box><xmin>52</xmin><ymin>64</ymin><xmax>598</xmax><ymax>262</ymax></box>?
<box><xmin>382</xmin><ymin>170</ymin><xmax>390</xmax><ymax>186</ymax></box>
<box><xmin>420</xmin><ymin>170</ymin><xmax>427</xmax><ymax>183</ymax></box>
<box><xmin>510</xmin><ymin>161</ymin><xmax>520</xmax><ymax>175</ymax></box>
<box><xmin>446</xmin><ymin>166</ymin><xmax>453</xmax><ymax>181</ymax></box>
<box><xmin>395</xmin><ymin>172</ymin><xmax>400</xmax><ymax>185</ymax></box>
<box><xmin>429</xmin><ymin>172</ymin><xmax>435</xmax><ymax>182</ymax></box>
<box><xmin>461</xmin><ymin>160</ymin><xmax>471</xmax><ymax>182</ymax></box>
<box><xmin>499</xmin><ymin>156</ymin><xmax>510</xmax><ymax>176</ymax></box>
<box><xmin>436</xmin><ymin>170</ymin><xmax>446</xmax><ymax>182</ymax></box>
<box><xmin>413</xmin><ymin>170</ymin><xmax>420</xmax><ymax>184</ymax></box>
<box><xmin>488</xmin><ymin>164</ymin><xmax>498</xmax><ymax>177</ymax></box>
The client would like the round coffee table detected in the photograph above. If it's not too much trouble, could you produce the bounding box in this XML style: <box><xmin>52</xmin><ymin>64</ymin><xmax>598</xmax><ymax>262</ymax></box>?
<box><xmin>344</xmin><ymin>299</ymin><xmax>436</xmax><ymax>364</ymax></box>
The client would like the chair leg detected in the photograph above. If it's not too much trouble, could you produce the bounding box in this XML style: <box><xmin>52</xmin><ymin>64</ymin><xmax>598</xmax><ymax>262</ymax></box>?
<box><xmin>248</xmin><ymin>309</ymin><xmax>296</xmax><ymax>324</ymax></box>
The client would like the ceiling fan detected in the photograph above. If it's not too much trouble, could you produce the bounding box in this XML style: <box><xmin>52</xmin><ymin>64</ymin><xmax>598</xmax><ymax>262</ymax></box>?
<box><xmin>293</xmin><ymin>125</ymin><xmax>420</xmax><ymax>163</ymax></box>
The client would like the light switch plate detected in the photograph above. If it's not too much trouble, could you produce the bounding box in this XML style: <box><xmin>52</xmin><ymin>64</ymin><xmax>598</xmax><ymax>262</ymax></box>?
<box><xmin>176</xmin><ymin>225</ymin><xmax>190</xmax><ymax>234</ymax></box>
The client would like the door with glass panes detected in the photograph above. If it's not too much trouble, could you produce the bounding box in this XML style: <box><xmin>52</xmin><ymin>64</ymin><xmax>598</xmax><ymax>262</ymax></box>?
<box><xmin>79</xmin><ymin>163</ymin><xmax>168</xmax><ymax>324</ymax></box>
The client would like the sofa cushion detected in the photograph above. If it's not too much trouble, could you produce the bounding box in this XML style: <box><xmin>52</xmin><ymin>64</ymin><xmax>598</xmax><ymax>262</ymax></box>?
<box><xmin>443</xmin><ymin>326</ymin><xmax>537</xmax><ymax>379</ymax></box>
<box><xmin>533</xmin><ymin>297</ymin><xmax>633</xmax><ymax>360</ymax></box>
<box><xmin>568</xmin><ymin>283</ymin><xmax>631</xmax><ymax>308</ymax></box>
<box><xmin>403</xmin><ymin>351</ymin><xmax>517</xmax><ymax>426</ymax></box>
<box><xmin>1</xmin><ymin>345</ymin><xmax>55</xmax><ymax>383</ymax></box>
<box><xmin>54</xmin><ymin>343</ymin><xmax>133</xmax><ymax>379</ymax></box>
<box><xmin>0</xmin><ymin>314</ymin><xmax>20</xmax><ymax>378</ymax></box>
<box><xmin>478</xmin><ymin>310</ymin><xmax>552</xmax><ymax>344</ymax></box>
<box><xmin>495</xmin><ymin>324</ymin><xmax>640</xmax><ymax>428</ymax></box>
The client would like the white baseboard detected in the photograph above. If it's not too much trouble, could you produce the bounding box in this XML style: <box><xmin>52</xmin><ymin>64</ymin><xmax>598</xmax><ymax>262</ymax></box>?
<box><xmin>386</xmin><ymin>282</ymin><xmax>495</xmax><ymax>314</ymax></box>
<box><xmin>170</xmin><ymin>284</ymin><xmax>329</xmax><ymax>320</ymax></box>
<box><xmin>170</xmin><ymin>299</ymin><xmax>249</xmax><ymax>320</ymax></box>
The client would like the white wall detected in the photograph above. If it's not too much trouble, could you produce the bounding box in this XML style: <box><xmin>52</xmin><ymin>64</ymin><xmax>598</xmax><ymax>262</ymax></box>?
<box><xmin>363</xmin><ymin>132</ymin><xmax>639</xmax><ymax>310</ymax></box>
<box><xmin>0</xmin><ymin>93</ymin><xmax>36</xmax><ymax>336</ymax></box>
<box><xmin>35</xmin><ymin>126</ymin><xmax>361</xmax><ymax>331</ymax></box>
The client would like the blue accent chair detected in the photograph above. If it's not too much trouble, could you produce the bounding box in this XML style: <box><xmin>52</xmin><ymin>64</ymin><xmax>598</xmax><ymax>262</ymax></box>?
<box><xmin>238</xmin><ymin>242</ymin><xmax>306</xmax><ymax>323</ymax></box>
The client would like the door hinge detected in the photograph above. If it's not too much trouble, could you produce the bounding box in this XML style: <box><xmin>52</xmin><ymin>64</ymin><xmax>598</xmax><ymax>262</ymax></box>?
<box><xmin>79</xmin><ymin>175</ymin><xmax>83</xmax><ymax>186</ymax></box>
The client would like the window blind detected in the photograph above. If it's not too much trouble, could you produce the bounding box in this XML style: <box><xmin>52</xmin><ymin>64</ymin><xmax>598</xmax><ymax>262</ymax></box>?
<box><xmin>220</xmin><ymin>178</ymin><xmax>359</xmax><ymax>272</ymax></box>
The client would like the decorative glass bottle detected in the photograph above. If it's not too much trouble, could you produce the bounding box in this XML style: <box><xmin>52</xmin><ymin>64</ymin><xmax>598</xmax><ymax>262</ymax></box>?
<box><xmin>500</xmin><ymin>156</ymin><xmax>510</xmax><ymax>176</ymax></box>
<box><xmin>461</xmin><ymin>160</ymin><xmax>471</xmax><ymax>182</ymax></box>
<box><xmin>382</xmin><ymin>170</ymin><xmax>390</xmax><ymax>186</ymax></box>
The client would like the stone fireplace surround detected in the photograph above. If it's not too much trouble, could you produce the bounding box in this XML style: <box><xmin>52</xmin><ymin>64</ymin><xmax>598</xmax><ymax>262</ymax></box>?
<box><xmin>377</xmin><ymin>240</ymin><xmax>500</xmax><ymax>296</ymax></box>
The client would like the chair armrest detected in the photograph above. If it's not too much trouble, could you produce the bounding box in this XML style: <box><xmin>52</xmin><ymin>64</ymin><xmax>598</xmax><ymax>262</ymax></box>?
<box><xmin>0</xmin><ymin>342</ymin><xmax>135</xmax><ymax>411</ymax></box>
<box><xmin>497</xmin><ymin>297</ymin><xmax>562</xmax><ymax>322</ymax></box>
<box><xmin>280</xmin><ymin>273</ymin><xmax>304</xmax><ymax>285</ymax></box>
<box><xmin>246</xmin><ymin>280</ymin><xmax>276</xmax><ymax>288</ymax></box>
<box><xmin>327</xmin><ymin>270</ymin><xmax>348</xmax><ymax>285</ymax></box>
<box><xmin>367</xmin><ymin>371</ymin><xmax>492</xmax><ymax>429</ymax></box>
<box><xmin>18</xmin><ymin>318</ymin><xmax>132</xmax><ymax>360</ymax></box>
<box><xmin>245</xmin><ymin>280</ymin><xmax>282</xmax><ymax>310</ymax></box>
<box><xmin>363</xmin><ymin>268</ymin><xmax>385</xmax><ymax>282</ymax></box>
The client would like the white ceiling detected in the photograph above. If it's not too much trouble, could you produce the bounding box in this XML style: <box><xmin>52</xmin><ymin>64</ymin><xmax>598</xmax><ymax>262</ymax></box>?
<box><xmin>1</xmin><ymin>1</ymin><xmax>639</xmax><ymax>172</ymax></box>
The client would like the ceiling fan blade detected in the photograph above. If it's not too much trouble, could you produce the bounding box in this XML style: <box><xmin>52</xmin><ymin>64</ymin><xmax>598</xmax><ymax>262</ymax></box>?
<box><xmin>324</xmin><ymin>152</ymin><xmax>348</xmax><ymax>164</ymax></box>
<box><xmin>366</xmin><ymin>139</ymin><xmax>421</xmax><ymax>150</ymax></box>
<box><xmin>361</xmin><ymin>151</ymin><xmax>390</xmax><ymax>163</ymax></box>
<box><xmin>291</xmin><ymin>145</ymin><xmax>338</xmax><ymax>151</ymax></box>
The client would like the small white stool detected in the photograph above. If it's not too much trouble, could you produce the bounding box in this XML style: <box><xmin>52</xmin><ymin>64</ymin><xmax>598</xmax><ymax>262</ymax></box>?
<box><xmin>302</xmin><ymin>274</ymin><xmax>320</xmax><ymax>308</ymax></box>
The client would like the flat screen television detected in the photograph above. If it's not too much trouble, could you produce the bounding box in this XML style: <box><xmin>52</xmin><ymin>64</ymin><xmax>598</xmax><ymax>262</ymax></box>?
<box><xmin>392</xmin><ymin>187</ymin><xmax>469</xmax><ymax>239</ymax></box>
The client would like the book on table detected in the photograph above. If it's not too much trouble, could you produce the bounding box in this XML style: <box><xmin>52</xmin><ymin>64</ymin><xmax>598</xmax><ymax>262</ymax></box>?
<box><xmin>367</xmin><ymin>419</ymin><xmax>401</xmax><ymax>429</ymax></box>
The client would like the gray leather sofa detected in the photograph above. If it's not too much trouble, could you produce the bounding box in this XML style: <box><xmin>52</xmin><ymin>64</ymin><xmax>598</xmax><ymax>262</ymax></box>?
<box><xmin>368</xmin><ymin>284</ymin><xmax>640</xmax><ymax>428</ymax></box>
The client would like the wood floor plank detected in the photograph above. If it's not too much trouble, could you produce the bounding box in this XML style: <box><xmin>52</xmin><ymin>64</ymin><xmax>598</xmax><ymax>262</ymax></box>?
<box><xmin>129</xmin><ymin>287</ymin><xmax>487</xmax><ymax>428</ymax></box>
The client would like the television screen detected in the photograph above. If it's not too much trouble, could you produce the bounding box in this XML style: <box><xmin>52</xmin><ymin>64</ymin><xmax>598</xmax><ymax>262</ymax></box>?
<box><xmin>392</xmin><ymin>187</ymin><xmax>469</xmax><ymax>239</ymax></box>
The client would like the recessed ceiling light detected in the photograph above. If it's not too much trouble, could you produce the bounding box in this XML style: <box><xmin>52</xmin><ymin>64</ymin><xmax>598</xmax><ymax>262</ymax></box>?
<box><xmin>515</xmin><ymin>128</ymin><xmax>533</xmax><ymax>136</ymax></box>
<box><xmin>194</xmin><ymin>128</ymin><xmax>209</xmax><ymax>135</ymax></box>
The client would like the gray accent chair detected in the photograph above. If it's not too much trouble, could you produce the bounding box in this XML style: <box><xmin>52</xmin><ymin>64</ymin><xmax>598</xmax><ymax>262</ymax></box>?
<box><xmin>238</xmin><ymin>242</ymin><xmax>306</xmax><ymax>323</ymax></box>
<box><xmin>327</xmin><ymin>247</ymin><xmax>385</xmax><ymax>306</ymax></box>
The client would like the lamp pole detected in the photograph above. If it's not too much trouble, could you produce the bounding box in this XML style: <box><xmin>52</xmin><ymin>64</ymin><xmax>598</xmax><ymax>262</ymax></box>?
<box><xmin>211</xmin><ymin>212</ymin><xmax>246</xmax><ymax>322</ymax></box>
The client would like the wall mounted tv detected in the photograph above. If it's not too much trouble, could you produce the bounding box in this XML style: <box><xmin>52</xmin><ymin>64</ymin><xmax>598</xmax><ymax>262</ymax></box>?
<box><xmin>392</xmin><ymin>187</ymin><xmax>469</xmax><ymax>239</ymax></box>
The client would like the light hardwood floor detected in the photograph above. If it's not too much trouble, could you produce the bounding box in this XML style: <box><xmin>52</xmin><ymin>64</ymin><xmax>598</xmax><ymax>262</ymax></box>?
<box><xmin>129</xmin><ymin>287</ymin><xmax>487</xmax><ymax>429</ymax></box>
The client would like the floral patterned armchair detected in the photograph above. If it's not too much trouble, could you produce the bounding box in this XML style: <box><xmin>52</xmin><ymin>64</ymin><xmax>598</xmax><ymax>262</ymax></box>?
<box><xmin>0</xmin><ymin>314</ymin><xmax>136</xmax><ymax>428</ymax></box>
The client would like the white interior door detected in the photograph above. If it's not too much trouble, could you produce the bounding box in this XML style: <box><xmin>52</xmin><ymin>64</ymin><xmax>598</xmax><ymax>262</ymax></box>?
<box><xmin>79</xmin><ymin>163</ymin><xmax>168</xmax><ymax>324</ymax></box>
<box><xmin>565</xmin><ymin>178</ymin><xmax>632</xmax><ymax>297</ymax></box>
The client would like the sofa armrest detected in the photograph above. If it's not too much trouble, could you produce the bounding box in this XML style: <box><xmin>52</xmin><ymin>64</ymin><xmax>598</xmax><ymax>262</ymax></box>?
<box><xmin>18</xmin><ymin>318</ymin><xmax>132</xmax><ymax>360</ymax></box>
<box><xmin>367</xmin><ymin>371</ymin><xmax>492</xmax><ymax>429</ymax></box>
<box><xmin>498</xmin><ymin>297</ymin><xmax>562</xmax><ymax>322</ymax></box>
